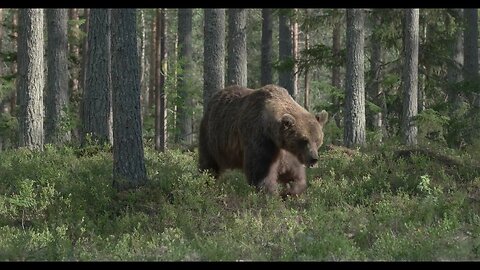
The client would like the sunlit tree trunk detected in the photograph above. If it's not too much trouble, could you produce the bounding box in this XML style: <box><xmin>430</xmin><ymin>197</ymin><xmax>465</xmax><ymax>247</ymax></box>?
<box><xmin>111</xmin><ymin>8</ymin><xmax>147</xmax><ymax>190</ymax></box>
<box><xmin>18</xmin><ymin>9</ymin><xmax>44</xmax><ymax>150</ymax></box>
<box><xmin>402</xmin><ymin>9</ymin><xmax>419</xmax><ymax>146</ymax></box>
<box><xmin>344</xmin><ymin>9</ymin><xmax>366</xmax><ymax>148</ymax></box>
<box><xmin>203</xmin><ymin>9</ymin><xmax>225</xmax><ymax>112</ymax></box>
<box><xmin>261</xmin><ymin>8</ymin><xmax>273</xmax><ymax>86</ymax></box>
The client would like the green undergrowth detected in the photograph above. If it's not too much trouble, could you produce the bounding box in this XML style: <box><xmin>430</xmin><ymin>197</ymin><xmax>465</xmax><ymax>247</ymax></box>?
<box><xmin>0</xmin><ymin>143</ymin><xmax>479</xmax><ymax>261</ymax></box>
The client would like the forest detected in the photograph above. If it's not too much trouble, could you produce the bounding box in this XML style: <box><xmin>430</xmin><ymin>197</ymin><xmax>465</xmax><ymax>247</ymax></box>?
<box><xmin>0</xmin><ymin>8</ymin><xmax>479</xmax><ymax>261</ymax></box>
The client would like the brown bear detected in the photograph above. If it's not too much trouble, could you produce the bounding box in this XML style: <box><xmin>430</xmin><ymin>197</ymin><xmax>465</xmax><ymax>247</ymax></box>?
<box><xmin>199</xmin><ymin>84</ymin><xmax>328</xmax><ymax>197</ymax></box>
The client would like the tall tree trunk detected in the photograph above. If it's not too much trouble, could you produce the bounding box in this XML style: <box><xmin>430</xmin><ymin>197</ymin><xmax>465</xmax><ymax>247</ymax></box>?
<box><xmin>402</xmin><ymin>9</ymin><xmax>419</xmax><ymax>146</ymax></box>
<box><xmin>138</xmin><ymin>9</ymin><xmax>146</xmax><ymax>122</ymax></box>
<box><xmin>304</xmin><ymin>15</ymin><xmax>310</xmax><ymax>111</ymax></box>
<box><xmin>292</xmin><ymin>9</ymin><xmax>299</xmax><ymax>97</ymax></box>
<box><xmin>80</xmin><ymin>9</ymin><xmax>89</xmax><ymax>93</ymax></box>
<box><xmin>279</xmin><ymin>10</ymin><xmax>296</xmax><ymax>98</ymax></box>
<box><xmin>82</xmin><ymin>9</ymin><xmax>112</xmax><ymax>145</ymax></box>
<box><xmin>344</xmin><ymin>9</ymin><xmax>366</xmax><ymax>148</ymax></box>
<box><xmin>148</xmin><ymin>15</ymin><xmax>156</xmax><ymax>112</ymax></box>
<box><xmin>68</xmin><ymin>9</ymin><xmax>80</xmax><ymax>98</ymax></box>
<box><xmin>0</xmin><ymin>9</ymin><xmax>4</xmax><ymax>150</ymax></box>
<box><xmin>10</xmin><ymin>10</ymin><xmax>18</xmax><ymax>116</ymax></box>
<box><xmin>75</xmin><ymin>8</ymin><xmax>89</xmax><ymax>143</ymax></box>
<box><xmin>464</xmin><ymin>8</ymin><xmax>479</xmax><ymax>107</ymax></box>
<box><xmin>46</xmin><ymin>9</ymin><xmax>70</xmax><ymax>145</ymax></box>
<box><xmin>176</xmin><ymin>8</ymin><xmax>193</xmax><ymax>145</ymax></box>
<box><xmin>261</xmin><ymin>8</ymin><xmax>273</xmax><ymax>86</ymax></box>
<box><xmin>447</xmin><ymin>9</ymin><xmax>464</xmax><ymax>110</ymax></box>
<box><xmin>0</xmin><ymin>9</ymin><xmax>3</xmax><ymax>82</ymax></box>
<box><xmin>369</xmin><ymin>12</ymin><xmax>386</xmax><ymax>140</ymax></box>
<box><xmin>155</xmin><ymin>8</ymin><xmax>168</xmax><ymax>152</ymax></box>
<box><xmin>111</xmin><ymin>8</ymin><xmax>147</xmax><ymax>191</ymax></box>
<box><xmin>203</xmin><ymin>9</ymin><xmax>225</xmax><ymax>113</ymax></box>
<box><xmin>418</xmin><ymin>20</ymin><xmax>427</xmax><ymax>114</ymax></box>
<box><xmin>332</xmin><ymin>20</ymin><xmax>342</xmax><ymax>127</ymax></box>
<box><xmin>227</xmin><ymin>8</ymin><xmax>247</xmax><ymax>87</ymax></box>
<box><xmin>18</xmin><ymin>9</ymin><xmax>44</xmax><ymax>150</ymax></box>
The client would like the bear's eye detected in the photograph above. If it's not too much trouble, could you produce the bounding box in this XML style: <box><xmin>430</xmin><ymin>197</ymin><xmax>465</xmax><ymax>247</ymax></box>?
<box><xmin>298</xmin><ymin>138</ymin><xmax>308</xmax><ymax>146</ymax></box>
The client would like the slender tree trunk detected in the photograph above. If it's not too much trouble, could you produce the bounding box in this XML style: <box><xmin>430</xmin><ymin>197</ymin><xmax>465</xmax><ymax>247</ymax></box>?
<box><xmin>138</xmin><ymin>9</ymin><xmax>146</xmax><ymax>122</ymax></box>
<box><xmin>261</xmin><ymin>8</ymin><xmax>273</xmax><ymax>86</ymax></box>
<box><xmin>292</xmin><ymin>9</ymin><xmax>299</xmax><ymax>97</ymax></box>
<box><xmin>155</xmin><ymin>8</ymin><xmax>168</xmax><ymax>152</ymax></box>
<box><xmin>344</xmin><ymin>9</ymin><xmax>366</xmax><ymax>148</ymax></box>
<box><xmin>18</xmin><ymin>9</ymin><xmax>44</xmax><ymax>150</ymax></box>
<box><xmin>464</xmin><ymin>8</ymin><xmax>479</xmax><ymax>107</ymax></box>
<box><xmin>148</xmin><ymin>15</ymin><xmax>156</xmax><ymax>112</ymax></box>
<box><xmin>68</xmin><ymin>9</ymin><xmax>80</xmax><ymax>98</ymax></box>
<box><xmin>46</xmin><ymin>9</ymin><xmax>70</xmax><ymax>145</ymax></box>
<box><xmin>203</xmin><ymin>9</ymin><xmax>225</xmax><ymax>113</ymax></box>
<box><xmin>402</xmin><ymin>9</ymin><xmax>419</xmax><ymax>146</ymax></box>
<box><xmin>75</xmin><ymin>8</ymin><xmax>89</xmax><ymax>143</ymax></box>
<box><xmin>177</xmin><ymin>8</ymin><xmax>193</xmax><ymax>145</ymax></box>
<box><xmin>227</xmin><ymin>8</ymin><xmax>247</xmax><ymax>87</ymax></box>
<box><xmin>172</xmin><ymin>30</ymin><xmax>178</xmax><ymax>135</ymax></box>
<box><xmin>10</xmin><ymin>10</ymin><xmax>18</xmax><ymax>116</ymax></box>
<box><xmin>447</xmin><ymin>9</ymin><xmax>464</xmax><ymax>110</ymax></box>
<box><xmin>111</xmin><ymin>8</ymin><xmax>147</xmax><ymax>191</ymax></box>
<box><xmin>0</xmin><ymin>9</ymin><xmax>3</xmax><ymax>81</ymax></box>
<box><xmin>0</xmin><ymin>9</ymin><xmax>3</xmax><ymax>150</ymax></box>
<box><xmin>80</xmin><ymin>9</ymin><xmax>89</xmax><ymax>93</ymax></box>
<box><xmin>82</xmin><ymin>9</ymin><xmax>112</xmax><ymax>145</ymax></box>
<box><xmin>332</xmin><ymin>20</ymin><xmax>342</xmax><ymax>127</ymax></box>
<box><xmin>369</xmin><ymin>12</ymin><xmax>386</xmax><ymax>140</ymax></box>
<box><xmin>304</xmin><ymin>23</ymin><xmax>310</xmax><ymax>111</ymax></box>
<box><xmin>418</xmin><ymin>20</ymin><xmax>427</xmax><ymax>114</ymax></box>
<box><xmin>279</xmin><ymin>10</ymin><xmax>296</xmax><ymax>98</ymax></box>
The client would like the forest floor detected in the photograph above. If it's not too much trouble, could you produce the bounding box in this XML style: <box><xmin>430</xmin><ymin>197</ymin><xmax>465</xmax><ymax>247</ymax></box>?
<box><xmin>0</xmin><ymin>142</ymin><xmax>479</xmax><ymax>261</ymax></box>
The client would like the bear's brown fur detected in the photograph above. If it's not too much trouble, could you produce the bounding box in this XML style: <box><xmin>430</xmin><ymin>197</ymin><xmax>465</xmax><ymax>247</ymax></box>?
<box><xmin>199</xmin><ymin>84</ymin><xmax>328</xmax><ymax>197</ymax></box>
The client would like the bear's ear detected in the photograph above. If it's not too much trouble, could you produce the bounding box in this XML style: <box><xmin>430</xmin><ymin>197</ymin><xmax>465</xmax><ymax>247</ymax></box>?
<box><xmin>281</xmin><ymin>114</ymin><xmax>296</xmax><ymax>129</ymax></box>
<box><xmin>316</xmin><ymin>110</ymin><xmax>329</xmax><ymax>126</ymax></box>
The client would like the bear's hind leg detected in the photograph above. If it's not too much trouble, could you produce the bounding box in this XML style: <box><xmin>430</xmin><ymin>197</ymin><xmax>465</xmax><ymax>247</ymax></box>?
<box><xmin>199</xmin><ymin>147</ymin><xmax>220</xmax><ymax>178</ymax></box>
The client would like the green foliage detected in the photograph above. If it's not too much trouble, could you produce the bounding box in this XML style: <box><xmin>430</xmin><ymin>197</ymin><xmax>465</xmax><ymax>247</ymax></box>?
<box><xmin>0</xmin><ymin>142</ymin><xmax>479</xmax><ymax>260</ymax></box>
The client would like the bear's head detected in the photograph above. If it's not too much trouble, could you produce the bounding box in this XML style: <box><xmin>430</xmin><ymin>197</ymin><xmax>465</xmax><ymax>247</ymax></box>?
<box><xmin>279</xmin><ymin>110</ymin><xmax>329</xmax><ymax>167</ymax></box>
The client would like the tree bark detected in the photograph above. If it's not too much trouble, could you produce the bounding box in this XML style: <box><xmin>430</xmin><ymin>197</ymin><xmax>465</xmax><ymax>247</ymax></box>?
<box><xmin>176</xmin><ymin>8</ymin><xmax>193</xmax><ymax>145</ymax></box>
<box><xmin>138</xmin><ymin>9</ymin><xmax>147</xmax><ymax>122</ymax></box>
<box><xmin>402</xmin><ymin>9</ymin><xmax>419</xmax><ymax>146</ymax></box>
<box><xmin>68</xmin><ymin>9</ymin><xmax>80</xmax><ymax>98</ymax></box>
<box><xmin>203</xmin><ymin>9</ymin><xmax>225</xmax><ymax>113</ymax></box>
<box><xmin>148</xmin><ymin>15</ymin><xmax>156</xmax><ymax>112</ymax></box>
<box><xmin>10</xmin><ymin>10</ymin><xmax>18</xmax><ymax>115</ymax></box>
<box><xmin>80</xmin><ymin>9</ymin><xmax>89</xmax><ymax>94</ymax></box>
<box><xmin>292</xmin><ymin>9</ymin><xmax>299</xmax><ymax>98</ymax></box>
<box><xmin>332</xmin><ymin>19</ymin><xmax>342</xmax><ymax>127</ymax></box>
<box><xmin>279</xmin><ymin>10</ymin><xmax>296</xmax><ymax>98</ymax></box>
<box><xmin>82</xmin><ymin>9</ymin><xmax>112</xmax><ymax>145</ymax></box>
<box><xmin>446</xmin><ymin>9</ymin><xmax>464</xmax><ymax>109</ymax></box>
<box><xmin>18</xmin><ymin>9</ymin><xmax>44</xmax><ymax>150</ymax></box>
<box><xmin>155</xmin><ymin>8</ymin><xmax>168</xmax><ymax>152</ymax></box>
<box><xmin>0</xmin><ymin>9</ymin><xmax>3</xmax><ymax>80</ymax></box>
<box><xmin>369</xmin><ymin>12</ymin><xmax>387</xmax><ymax>140</ymax></box>
<box><xmin>227</xmin><ymin>8</ymin><xmax>247</xmax><ymax>87</ymax></box>
<box><xmin>464</xmin><ymin>8</ymin><xmax>479</xmax><ymax>107</ymax></box>
<box><xmin>344</xmin><ymin>9</ymin><xmax>366</xmax><ymax>148</ymax></box>
<box><xmin>261</xmin><ymin>8</ymin><xmax>273</xmax><ymax>86</ymax></box>
<box><xmin>304</xmin><ymin>21</ymin><xmax>310</xmax><ymax>111</ymax></box>
<box><xmin>111</xmin><ymin>8</ymin><xmax>147</xmax><ymax>190</ymax></box>
<box><xmin>46</xmin><ymin>9</ymin><xmax>70</xmax><ymax>145</ymax></box>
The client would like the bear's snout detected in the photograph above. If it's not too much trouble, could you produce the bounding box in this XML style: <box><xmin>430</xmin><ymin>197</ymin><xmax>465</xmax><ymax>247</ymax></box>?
<box><xmin>307</xmin><ymin>157</ymin><xmax>318</xmax><ymax>167</ymax></box>
<box><xmin>306</xmin><ymin>151</ymin><xmax>319</xmax><ymax>167</ymax></box>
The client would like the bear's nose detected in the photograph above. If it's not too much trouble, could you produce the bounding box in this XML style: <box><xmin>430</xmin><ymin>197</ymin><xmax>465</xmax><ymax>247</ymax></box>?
<box><xmin>307</xmin><ymin>157</ymin><xmax>318</xmax><ymax>167</ymax></box>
